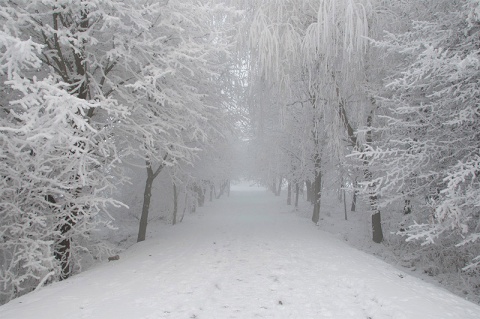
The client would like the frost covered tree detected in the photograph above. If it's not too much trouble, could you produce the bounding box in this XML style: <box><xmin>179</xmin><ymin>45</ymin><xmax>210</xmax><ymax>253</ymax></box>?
<box><xmin>119</xmin><ymin>0</ymin><xmax>239</xmax><ymax>242</ymax></box>
<box><xmin>242</xmin><ymin>0</ymin><xmax>386</xmax><ymax>240</ymax></box>
<box><xmin>246</xmin><ymin>82</ymin><xmax>286</xmax><ymax>195</ymax></box>
<box><xmin>0</xmin><ymin>0</ymin><xmax>240</xmax><ymax>302</ymax></box>
<box><xmin>358</xmin><ymin>0</ymin><xmax>480</xmax><ymax>267</ymax></box>
<box><xmin>1</xmin><ymin>0</ymin><xmax>238</xmax><ymax>243</ymax></box>
<box><xmin>0</xmin><ymin>18</ymin><xmax>125</xmax><ymax>303</ymax></box>
<box><xmin>0</xmin><ymin>0</ymin><xmax>165</xmax><ymax>284</ymax></box>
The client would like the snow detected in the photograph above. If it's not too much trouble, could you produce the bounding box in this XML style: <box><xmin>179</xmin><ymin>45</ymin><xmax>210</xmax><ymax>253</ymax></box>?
<box><xmin>1</xmin><ymin>183</ymin><xmax>480</xmax><ymax>319</ymax></box>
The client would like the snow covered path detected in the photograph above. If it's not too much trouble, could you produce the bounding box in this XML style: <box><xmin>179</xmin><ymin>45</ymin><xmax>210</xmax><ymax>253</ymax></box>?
<box><xmin>1</xmin><ymin>184</ymin><xmax>480</xmax><ymax>319</ymax></box>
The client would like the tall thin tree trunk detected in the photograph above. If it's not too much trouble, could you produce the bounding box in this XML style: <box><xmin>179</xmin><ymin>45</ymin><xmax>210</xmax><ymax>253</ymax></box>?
<box><xmin>199</xmin><ymin>188</ymin><xmax>205</xmax><ymax>206</ymax></box>
<box><xmin>372</xmin><ymin>210</ymin><xmax>383</xmax><ymax>243</ymax></box>
<box><xmin>364</xmin><ymin>109</ymin><xmax>383</xmax><ymax>243</ymax></box>
<box><xmin>55</xmin><ymin>219</ymin><xmax>72</xmax><ymax>280</ymax></box>
<box><xmin>351</xmin><ymin>178</ymin><xmax>358</xmax><ymax>212</ymax></box>
<box><xmin>49</xmin><ymin>195</ymin><xmax>71</xmax><ymax>280</ymax></box>
<box><xmin>276</xmin><ymin>176</ymin><xmax>282</xmax><ymax>196</ymax></box>
<box><xmin>172</xmin><ymin>182</ymin><xmax>178</xmax><ymax>225</ymax></box>
<box><xmin>338</xmin><ymin>176</ymin><xmax>344</xmax><ymax>203</ymax></box>
<box><xmin>193</xmin><ymin>183</ymin><xmax>205</xmax><ymax>207</ymax></box>
<box><xmin>209</xmin><ymin>183</ymin><xmax>213</xmax><ymax>202</ymax></box>
<box><xmin>55</xmin><ymin>185</ymin><xmax>83</xmax><ymax>280</ymax></box>
<box><xmin>364</xmin><ymin>168</ymin><xmax>383</xmax><ymax>243</ymax></box>
<box><xmin>306</xmin><ymin>180</ymin><xmax>313</xmax><ymax>204</ymax></box>
<box><xmin>216</xmin><ymin>180</ymin><xmax>229</xmax><ymax>199</ymax></box>
<box><xmin>270</xmin><ymin>179</ymin><xmax>277</xmax><ymax>194</ymax></box>
<box><xmin>312</xmin><ymin>153</ymin><xmax>322</xmax><ymax>224</ymax></box>
<box><xmin>137</xmin><ymin>166</ymin><xmax>154</xmax><ymax>242</ymax></box>
<box><xmin>339</xmin><ymin>95</ymin><xmax>383</xmax><ymax>243</ymax></box>
<box><xmin>295</xmin><ymin>182</ymin><xmax>299</xmax><ymax>208</ymax></box>
<box><xmin>137</xmin><ymin>157</ymin><xmax>167</xmax><ymax>243</ymax></box>
<box><xmin>287</xmin><ymin>181</ymin><xmax>292</xmax><ymax>205</ymax></box>
<box><xmin>180</xmin><ymin>189</ymin><xmax>189</xmax><ymax>223</ymax></box>
<box><xmin>53</xmin><ymin>13</ymin><xmax>90</xmax><ymax>276</ymax></box>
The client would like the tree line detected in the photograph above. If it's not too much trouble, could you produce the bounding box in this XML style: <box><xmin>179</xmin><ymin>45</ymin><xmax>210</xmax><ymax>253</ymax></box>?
<box><xmin>1</xmin><ymin>0</ymin><xmax>479</xmax><ymax>305</ymax></box>
<box><xmin>241</xmin><ymin>0</ymin><xmax>480</xmax><ymax>300</ymax></box>
<box><xmin>0</xmin><ymin>0</ymin><xmax>241</xmax><ymax>304</ymax></box>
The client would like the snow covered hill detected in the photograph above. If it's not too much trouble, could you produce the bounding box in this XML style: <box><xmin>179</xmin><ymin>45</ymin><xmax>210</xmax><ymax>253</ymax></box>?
<box><xmin>1</xmin><ymin>183</ymin><xmax>480</xmax><ymax>319</ymax></box>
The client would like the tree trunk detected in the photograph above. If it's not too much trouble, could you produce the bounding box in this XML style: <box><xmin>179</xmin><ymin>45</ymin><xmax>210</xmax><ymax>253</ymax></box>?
<box><xmin>312</xmin><ymin>153</ymin><xmax>322</xmax><ymax>224</ymax></box>
<box><xmin>276</xmin><ymin>176</ymin><xmax>282</xmax><ymax>196</ymax></box>
<box><xmin>172</xmin><ymin>182</ymin><xmax>178</xmax><ymax>225</ymax></box>
<box><xmin>364</xmin><ymin>109</ymin><xmax>383</xmax><ymax>243</ymax></box>
<box><xmin>338</xmin><ymin>176</ymin><xmax>344</xmax><ymax>203</ymax></box>
<box><xmin>295</xmin><ymin>182</ymin><xmax>299</xmax><ymax>208</ymax></box>
<box><xmin>179</xmin><ymin>190</ymin><xmax>188</xmax><ymax>223</ymax></box>
<box><xmin>55</xmin><ymin>238</ymin><xmax>71</xmax><ymax>280</ymax></box>
<box><xmin>55</xmin><ymin>217</ymin><xmax>72</xmax><ymax>280</ymax></box>
<box><xmin>350</xmin><ymin>183</ymin><xmax>357</xmax><ymax>212</ymax></box>
<box><xmin>194</xmin><ymin>183</ymin><xmax>205</xmax><ymax>207</ymax></box>
<box><xmin>306</xmin><ymin>180</ymin><xmax>313</xmax><ymax>204</ymax></box>
<box><xmin>48</xmin><ymin>195</ymin><xmax>71</xmax><ymax>280</ymax></box>
<box><xmin>216</xmin><ymin>180</ymin><xmax>228</xmax><ymax>199</ymax></box>
<box><xmin>49</xmin><ymin>12</ymin><xmax>89</xmax><ymax>278</ymax></box>
<box><xmin>372</xmin><ymin>210</ymin><xmax>383</xmax><ymax>243</ymax></box>
<box><xmin>137</xmin><ymin>158</ymin><xmax>166</xmax><ymax>242</ymax></box>
<box><xmin>199</xmin><ymin>188</ymin><xmax>205</xmax><ymax>206</ymax></box>
<box><xmin>209</xmin><ymin>183</ymin><xmax>213</xmax><ymax>202</ymax></box>
<box><xmin>287</xmin><ymin>181</ymin><xmax>292</xmax><ymax>205</ymax></box>
<box><xmin>339</xmin><ymin>95</ymin><xmax>383</xmax><ymax>243</ymax></box>
<box><xmin>364</xmin><ymin>168</ymin><xmax>383</xmax><ymax>243</ymax></box>
<box><xmin>137</xmin><ymin>169</ymin><xmax>154</xmax><ymax>242</ymax></box>
<box><xmin>54</xmin><ymin>196</ymin><xmax>79</xmax><ymax>280</ymax></box>
<box><xmin>270</xmin><ymin>179</ymin><xmax>277</xmax><ymax>195</ymax></box>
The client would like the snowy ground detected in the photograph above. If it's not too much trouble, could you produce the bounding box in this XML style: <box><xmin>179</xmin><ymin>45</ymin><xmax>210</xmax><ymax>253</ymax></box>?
<box><xmin>1</xmin><ymin>183</ymin><xmax>480</xmax><ymax>319</ymax></box>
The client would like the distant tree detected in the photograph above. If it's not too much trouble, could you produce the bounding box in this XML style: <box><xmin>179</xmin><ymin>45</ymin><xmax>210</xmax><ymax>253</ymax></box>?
<box><xmin>243</xmin><ymin>0</ymin><xmax>384</xmax><ymax>240</ymax></box>
<box><xmin>122</xmin><ymin>0</ymin><xmax>238</xmax><ymax>241</ymax></box>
